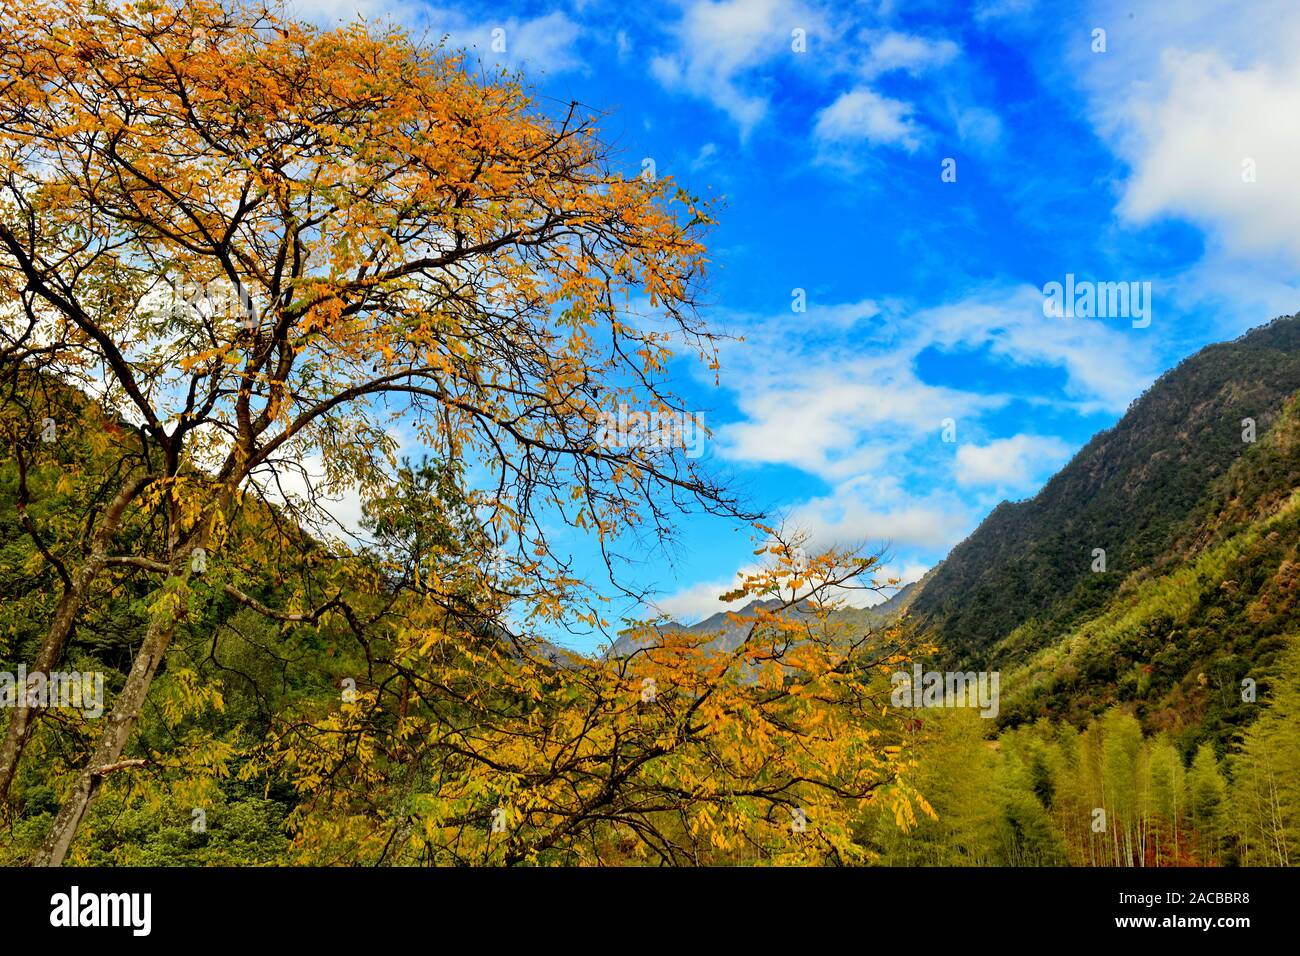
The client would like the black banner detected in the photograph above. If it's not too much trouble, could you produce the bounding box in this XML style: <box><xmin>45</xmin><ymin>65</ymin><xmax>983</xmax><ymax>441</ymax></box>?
<box><xmin>0</xmin><ymin>865</ymin><xmax>1288</xmax><ymax>942</ymax></box>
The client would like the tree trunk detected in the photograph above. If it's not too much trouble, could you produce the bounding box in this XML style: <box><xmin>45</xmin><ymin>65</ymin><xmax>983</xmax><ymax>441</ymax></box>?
<box><xmin>0</xmin><ymin>473</ymin><xmax>149</xmax><ymax>802</ymax></box>
<box><xmin>34</xmin><ymin>572</ymin><xmax>188</xmax><ymax>866</ymax></box>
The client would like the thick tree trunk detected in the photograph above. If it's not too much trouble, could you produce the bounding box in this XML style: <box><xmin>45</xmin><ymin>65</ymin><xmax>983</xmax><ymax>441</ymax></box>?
<box><xmin>0</xmin><ymin>474</ymin><xmax>149</xmax><ymax>802</ymax></box>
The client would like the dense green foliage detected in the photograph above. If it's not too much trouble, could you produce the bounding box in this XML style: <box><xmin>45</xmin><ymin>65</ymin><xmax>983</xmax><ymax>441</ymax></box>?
<box><xmin>0</xmin><ymin>385</ymin><xmax>377</xmax><ymax>864</ymax></box>
<box><xmin>865</xmin><ymin>642</ymin><xmax>1300</xmax><ymax>867</ymax></box>
<box><xmin>997</xmin><ymin>392</ymin><xmax>1300</xmax><ymax>749</ymax></box>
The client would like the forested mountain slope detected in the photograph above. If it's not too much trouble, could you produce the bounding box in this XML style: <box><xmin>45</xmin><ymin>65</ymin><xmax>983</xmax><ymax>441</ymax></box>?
<box><xmin>868</xmin><ymin>341</ymin><xmax>1300</xmax><ymax>866</ymax></box>
<box><xmin>997</xmin><ymin>390</ymin><xmax>1300</xmax><ymax>745</ymax></box>
<box><xmin>910</xmin><ymin>314</ymin><xmax>1300</xmax><ymax>666</ymax></box>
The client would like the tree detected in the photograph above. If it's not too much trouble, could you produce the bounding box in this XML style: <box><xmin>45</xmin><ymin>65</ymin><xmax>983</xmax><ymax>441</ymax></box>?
<box><xmin>0</xmin><ymin>0</ymin><xmax>746</xmax><ymax>864</ymax></box>
<box><xmin>1146</xmin><ymin>735</ymin><xmax>1186</xmax><ymax>865</ymax></box>
<box><xmin>1099</xmin><ymin>708</ymin><xmax>1143</xmax><ymax>866</ymax></box>
<box><xmin>1187</xmin><ymin>743</ymin><xmax>1226</xmax><ymax>865</ymax></box>
<box><xmin>1231</xmin><ymin>638</ymin><xmax>1300</xmax><ymax>865</ymax></box>
<box><xmin>0</xmin><ymin>0</ymin><xmax>923</xmax><ymax>866</ymax></box>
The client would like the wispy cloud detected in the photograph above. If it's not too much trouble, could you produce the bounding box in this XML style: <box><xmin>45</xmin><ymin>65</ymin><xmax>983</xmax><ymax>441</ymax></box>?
<box><xmin>712</xmin><ymin>284</ymin><xmax>1154</xmax><ymax>478</ymax></box>
<box><xmin>973</xmin><ymin>0</ymin><xmax>1038</xmax><ymax>24</ymax></box>
<box><xmin>424</xmin><ymin>9</ymin><xmax>586</xmax><ymax>75</ymax></box>
<box><xmin>810</xmin><ymin>29</ymin><xmax>966</xmax><ymax>161</ymax></box>
<box><xmin>955</xmin><ymin>434</ymin><xmax>1072</xmax><ymax>487</ymax></box>
<box><xmin>859</xmin><ymin>31</ymin><xmax>960</xmax><ymax>79</ymax></box>
<box><xmin>288</xmin><ymin>2</ymin><xmax>586</xmax><ymax>76</ymax></box>
<box><xmin>649</xmin><ymin>0</ymin><xmax>825</xmax><ymax>135</ymax></box>
<box><xmin>688</xmin><ymin>283</ymin><xmax>1156</xmax><ymax>581</ymax></box>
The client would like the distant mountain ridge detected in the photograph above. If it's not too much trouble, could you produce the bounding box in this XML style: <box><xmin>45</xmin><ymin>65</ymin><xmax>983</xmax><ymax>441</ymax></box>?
<box><xmin>606</xmin><ymin>580</ymin><xmax>920</xmax><ymax>659</ymax></box>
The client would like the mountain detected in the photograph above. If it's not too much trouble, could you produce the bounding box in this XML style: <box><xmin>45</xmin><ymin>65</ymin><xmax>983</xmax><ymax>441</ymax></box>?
<box><xmin>606</xmin><ymin>598</ymin><xmax>788</xmax><ymax>660</ymax></box>
<box><xmin>606</xmin><ymin>581</ymin><xmax>920</xmax><ymax>660</ymax></box>
<box><xmin>892</xmin><ymin>313</ymin><xmax>1300</xmax><ymax>751</ymax></box>
<box><xmin>997</xmin><ymin>388</ymin><xmax>1300</xmax><ymax>745</ymax></box>
<box><xmin>909</xmin><ymin>314</ymin><xmax>1300</xmax><ymax>669</ymax></box>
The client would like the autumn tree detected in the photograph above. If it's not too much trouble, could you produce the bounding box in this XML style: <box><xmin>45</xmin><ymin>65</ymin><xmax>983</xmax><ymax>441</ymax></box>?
<box><xmin>0</xmin><ymin>0</ymin><xmax>750</xmax><ymax>864</ymax></box>
<box><xmin>251</xmin><ymin>531</ymin><xmax>927</xmax><ymax>865</ymax></box>
<box><xmin>0</xmin><ymin>0</ymin><xmax>924</xmax><ymax>866</ymax></box>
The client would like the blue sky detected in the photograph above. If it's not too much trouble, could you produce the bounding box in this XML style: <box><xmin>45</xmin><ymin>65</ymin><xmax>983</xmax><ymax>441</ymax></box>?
<box><xmin>291</xmin><ymin>0</ymin><xmax>1300</xmax><ymax>645</ymax></box>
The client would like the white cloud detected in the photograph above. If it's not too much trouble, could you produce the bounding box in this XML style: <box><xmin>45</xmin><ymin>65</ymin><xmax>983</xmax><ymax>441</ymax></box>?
<box><xmin>808</xmin><ymin>30</ymin><xmax>983</xmax><ymax>162</ymax></box>
<box><xmin>1115</xmin><ymin>50</ymin><xmax>1300</xmax><ymax>262</ymax></box>
<box><xmin>878</xmin><ymin>561</ymin><xmax>930</xmax><ymax>586</ymax></box>
<box><xmin>648</xmin><ymin>564</ymin><xmax>760</xmax><ymax>622</ymax></box>
<box><xmin>804</xmin><ymin>297</ymin><xmax>882</xmax><ymax>329</ymax></box>
<box><xmin>809</xmin><ymin>29</ymin><xmax>962</xmax><ymax>157</ymax></box>
<box><xmin>954</xmin><ymin>434</ymin><xmax>1072</xmax><ymax>487</ymax></box>
<box><xmin>973</xmin><ymin>0</ymin><xmax>1037</xmax><ymax>23</ymax></box>
<box><xmin>250</xmin><ymin>454</ymin><xmax>368</xmax><ymax>544</ymax></box>
<box><xmin>789</xmin><ymin>489</ymin><xmax>970</xmax><ymax>551</ymax></box>
<box><xmin>1080</xmin><ymin>0</ymin><xmax>1300</xmax><ymax>265</ymax></box>
<box><xmin>430</xmin><ymin>10</ymin><xmax>585</xmax><ymax>76</ymax></box>
<box><xmin>647</xmin><ymin>4</ymin><xmax>986</xmax><ymax>157</ymax></box>
<box><xmin>850</xmin><ymin>560</ymin><xmax>929</xmax><ymax>606</ymax></box>
<box><xmin>813</xmin><ymin>87</ymin><xmax>922</xmax><ymax>152</ymax></box>
<box><xmin>717</xmin><ymin>367</ymin><xmax>993</xmax><ymax>481</ymax></box>
<box><xmin>690</xmin><ymin>141</ymin><xmax>720</xmax><ymax>171</ymax></box>
<box><xmin>286</xmin><ymin>0</ymin><xmax>418</xmax><ymax>25</ymax></box>
<box><xmin>861</xmin><ymin>32</ymin><xmax>959</xmax><ymax>78</ymax></box>
<box><xmin>914</xmin><ymin>286</ymin><xmax>1156</xmax><ymax>413</ymax></box>
<box><xmin>953</xmin><ymin>105</ymin><xmax>1002</xmax><ymax>148</ymax></box>
<box><xmin>289</xmin><ymin>3</ymin><xmax>585</xmax><ymax>76</ymax></box>
<box><xmin>650</xmin><ymin>0</ymin><xmax>827</xmax><ymax>135</ymax></box>
<box><xmin>711</xmin><ymin>295</ymin><xmax>1002</xmax><ymax>481</ymax></box>
<box><xmin>712</xmin><ymin>285</ymin><xmax>1154</xmax><ymax>483</ymax></box>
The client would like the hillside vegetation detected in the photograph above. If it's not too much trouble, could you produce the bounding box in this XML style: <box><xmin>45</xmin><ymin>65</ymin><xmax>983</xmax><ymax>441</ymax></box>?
<box><xmin>910</xmin><ymin>315</ymin><xmax>1300</xmax><ymax>667</ymax></box>
<box><xmin>872</xmin><ymin>317</ymin><xmax>1300</xmax><ymax>867</ymax></box>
